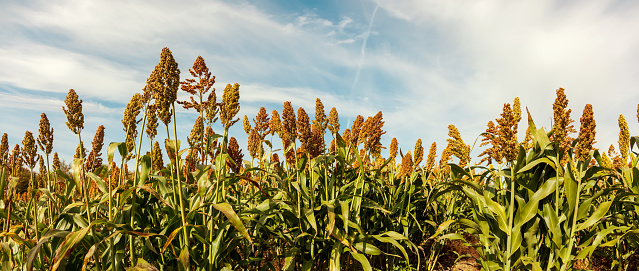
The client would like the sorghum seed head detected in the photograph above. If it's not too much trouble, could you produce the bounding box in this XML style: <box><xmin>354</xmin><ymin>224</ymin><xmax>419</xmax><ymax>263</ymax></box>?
<box><xmin>37</xmin><ymin>113</ymin><xmax>54</xmax><ymax>155</ymax></box>
<box><xmin>390</xmin><ymin>137</ymin><xmax>398</xmax><ymax>158</ymax></box>
<box><xmin>146</xmin><ymin>103</ymin><xmax>159</xmax><ymax>140</ymax></box>
<box><xmin>426</xmin><ymin>142</ymin><xmax>437</xmax><ymax>171</ymax></box>
<box><xmin>220</xmin><ymin>83</ymin><xmax>241</xmax><ymax>130</ymax></box>
<box><xmin>313</xmin><ymin>98</ymin><xmax>327</xmax><ymax>137</ymax></box>
<box><xmin>282</xmin><ymin>101</ymin><xmax>297</xmax><ymax>143</ymax></box>
<box><xmin>152</xmin><ymin>141</ymin><xmax>164</xmax><ymax>171</ymax></box>
<box><xmin>575</xmin><ymin>104</ymin><xmax>596</xmax><ymax>162</ymax></box>
<box><xmin>398</xmin><ymin>151</ymin><xmax>413</xmax><ymax>179</ymax></box>
<box><xmin>62</xmin><ymin>89</ymin><xmax>84</xmax><ymax>134</ymax></box>
<box><xmin>0</xmin><ymin>133</ymin><xmax>8</xmax><ymax>166</ymax></box>
<box><xmin>243</xmin><ymin>115</ymin><xmax>251</xmax><ymax>135</ymax></box>
<box><xmin>22</xmin><ymin>131</ymin><xmax>38</xmax><ymax>169</ymax></box>
<box><xmin>617</xmin><ymin>114</ymin><xmax>630</xmax><ymax>164</ymax></box>
<box><xmin>297</xmin><ymin>107</ymin><xmax>312</xmax><ymax>151</ymax></box>
<box><xmin>414</xmin><ymin>139</ymin><xmax>424</xmax><ymax>167</ymax></box>
<box><xmin>328</xmin><ymin>107</ymin><xmax>340</xmax><ymax>135</ymax></box>
<box><xmin>52</xmin><ymin>152</ymin><xmax>60</xmax><ymax>171</ymax></box>
<box><xmin>270</xmin><ymin>109</ymin><xmax>282</xmax><ymax>137</ymax></box>
<box><xmin>254</xmin><ymin>107</ymin><xmax>270</xmax><ymax>139</ymax></box>
<box><xmin>446</xmin><ymin>125</ymin><xmax>470</xmax><ymax>167</ymax></box>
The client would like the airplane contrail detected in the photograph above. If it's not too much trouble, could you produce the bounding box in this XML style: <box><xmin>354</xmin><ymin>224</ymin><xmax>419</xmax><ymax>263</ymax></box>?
<box><xmin>350</xmin><ymin>4</ymin><xmax>379</xmax><ymax>94</ymax></box>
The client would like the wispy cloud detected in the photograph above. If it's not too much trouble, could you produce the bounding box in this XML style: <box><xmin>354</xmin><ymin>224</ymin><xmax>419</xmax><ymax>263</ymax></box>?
<box><xmin>351</xmin><ymin>4</ymin><xmax>379</xmax><ymax>93</ymax></box>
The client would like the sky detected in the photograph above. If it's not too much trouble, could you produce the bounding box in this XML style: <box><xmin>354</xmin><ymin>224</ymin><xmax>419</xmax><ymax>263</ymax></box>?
<box><xmin>1</xmin><ymin>0</ymin><xmax>639</xmax><ymax>166</ymax></box>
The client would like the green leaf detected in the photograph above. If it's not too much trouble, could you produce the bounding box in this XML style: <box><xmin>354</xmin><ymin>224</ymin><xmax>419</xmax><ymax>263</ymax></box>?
<box><xmin>212</xmin><ymin>202</ymin><xmax>253</xmax><ymax>243</ymax></box>
<box><xmin>516</xmin><ymin>177</ymin><xmax>557</xmax><ymax>227</ymax></box>
<box><xmin>348</xmin><ymin>250</ymin><xmax>372</xmax><ymax>271</ymax></box>
<box><xmin>576</xmin><ymin>201</ymin><xmax>612</xmax><ymax>231</ymax></box>
<box><xmin>107</xmin><ymin>142</ymin><xmax>127</xmax><ymax>166</ymax></box>
<box><xmin>138</xmin><ymin>154</ymin><xmax>151</xmax><ymax>186</ymax></box>
<box><xmin>51</xmin><ymin>226</ymin><xmax>92</xmax><ymax>270</ymax></box>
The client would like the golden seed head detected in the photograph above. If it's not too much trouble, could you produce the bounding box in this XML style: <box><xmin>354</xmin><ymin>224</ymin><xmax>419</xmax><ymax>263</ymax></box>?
<box><xmin>282</xmin><ymin>101</ymin><xmax>297</xmax><ymax>143</ymax></box>
<box><xmin>152</xmin><ymin>141</ymin><xmax>164</xmax><ymax>171</ymax></box>
<box><xmin>439</xmin><ymin>145</ymin><xmax>452</xmax><ymax>169</ymax></box>
<box><xmin>608</xmin><ymin>144</ymin><xmax>622</xmax><ymax>169</ymax></box>
<box><xmin>552</xmin><ymin>88</ymin><xmax>575</xmax><ymax>160</ymax></box>
<box><xmin>38</xmin><ymin>155</ymin><xmax>46</xmax><ymax>176</ymax></box>
<box><xmin>22</xmin><ymin>131</ymin><xmax>37</xmax><ymax>169</ymax></box>
<box><xmin>297</xmin><ymin>107</ymin><xmax>312</xmax><ymax>151</ymax></box>
<box><xmin>342</xmin><ymin>129</ymin><xmax>352</xmax><ymax>147</ymax></box>
<box><xmin>86</xmin><ymin>125</ymin><xmax>105</xmax><ymax>171</ymax></box>
<box><xmin>446</xmin><ymin>125</ymin><xmax>470</xmax><ymax>167</ymax></box>
<box><xmin>398</xmin><ymin>151</ymin><xmax>413</xmax><ymax>179</ymax></box>
<box><xmin>270</xmin><ymin>109</ymin><xmax>282</xmax><ymax>137</ymax></box>
<box><xmin>426</xmin><ymin>142</ymin><xmax>437</xmax><ymax>171</ymax></box>
<box><xmin>350</xmin><ymin>115</ymin><xmax>365</xmax><ymax>147</ymax></box>
<box><xmin>309</xmin><ymin>123</ymin><xmax>325</xmax><ymax>158</ymax></box>
<box><xmin>227</xmin><ymin>137</ymin><xmax>243</xmax><ymax>173</ymax></box>
<box><xmin>254</xmin><ymin>107</ymin><xmax>271</xmax><ymax>139</ymax></box>
<box><xmin>148</xmin><ymin>47</ymin><xmax>181</xmax><ymax>126</ymax></box>
<box><xmin>618</xmin><ymin>114</ymin><xmax>629</xmax><ymax>164</ymax></box>
<box><xmin>313</xmin><ymin>98</ymin><xmax>327</xmax><ymax>137</ymax></box>
<box><xmin>390</xmin><ymin>137</ymin><xmax>398</xmax><ymax>158</ymax></box>
<box><xmin>122</xmin><ymin>93</ymin><xmax>144</xmax><ymax>153</ymax></box>
<box><xmin>37</xmin><ymin>113</ymin><xmax>54</xmax><ymax>155</ymax></box>
<box><xmin>52</xmin><ymin>152</ymin><xmax>60</xmax><ymax>171</ymax></box>
<box><xmin>575</xmin><ymin>104</ymin><xmax>596</xmax><ymax>162</ymax></box>
<box><xmin>247</xmin><ymin>128</ymin><xmax>262</xmax><ymax>159</ymax></box>
<box><xmin>11</xmin><ymin>144</ymin><xmax>22</xmax><ymax>175</ymax></box>
<box><xmin>243</xmin><ymin>115</ymin><xmax>251</xmax><ymax>135</ymax></box>
<box><xmin>328</xmin><ymin>107</ymin><xmax>340</xmax><ymax>135</ymax></box>
<box><xmin>521</xmin><ymin>126</ymin><xmax>532</xmax><ymax>150</ymax></box>
<box><xmin>205</xmin><ymin>90</ymin><xmax>218</xmax><ymax>124</ymax></box>
<box><xmin>357</xmin><ymin>112</ymin><xmax>386</xmax><ymax>155</ymax></box>
<box><xmin>75</xmin><ymin>141</ymin><xmax>86</xmax><ymax>160</ymax></box>
<box><xmin>479</xmin><ymin>99</ymin><xmax>521</xmax><ymax>164</ymax></box>
<box><xmin>600</xmin><ymin>150</ymin><xmax>612</xmax><ymax>168</ymax></box>
<box><xmin>146</xmin><ymin>103</ymin><xmax>158</xmax><ymax>140</ymax></box>
<box><xmin>413</xmin><ymin>138</ymin><xmax>424</xmax><ymax>167</ymax></box>
<box><xmin>220</xmin><ymin>83</ymin><xmax>241</xmax><ymax>130</ymax></box>
<box><xmin>188</xmin><ymin>116</ymin><xmax>205</xmax><ymax>148</ymax></box>
<box><xmin>271</xmin><ymin>153</ymin><xmax>280</xmax><ymax>164</ymax></box>
<box><xmin>513</xmin><ymin>97</ymin><xmax>521</xmax><ymax>131</ymax></box>
<box><xmin>62</xmin><ymin>89</ymin><xmax>84</xmax><ymax>134</ymax></box>
<box><xmin>0</xmin><ymin>133</ymin><xmax>8</xmax><ymax>167</ymax></box>
<box><xmin>179</xmin><ymin>56</ymin><xmax>215</xmax><ymax>112</ymax></box>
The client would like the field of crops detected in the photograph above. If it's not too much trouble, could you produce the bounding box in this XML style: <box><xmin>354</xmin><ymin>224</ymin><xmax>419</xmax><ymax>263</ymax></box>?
<box><xmin>1</xmin><ymin>47</ymin><xmax>638</xmax><ymax>271</ymax></box>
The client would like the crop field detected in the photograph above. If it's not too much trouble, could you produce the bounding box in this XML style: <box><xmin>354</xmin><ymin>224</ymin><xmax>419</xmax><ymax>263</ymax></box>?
<box><xmin>1</xmin><ymin>47</ymin><xmax>638</xmax><ymax>271</ymax></box>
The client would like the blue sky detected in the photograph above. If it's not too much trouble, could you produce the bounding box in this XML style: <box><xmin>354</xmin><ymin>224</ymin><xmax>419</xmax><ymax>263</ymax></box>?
<box><xmin>1</xmin><ymin>0</ymin><xmax>639</xmax><ymax>165</ymax></box>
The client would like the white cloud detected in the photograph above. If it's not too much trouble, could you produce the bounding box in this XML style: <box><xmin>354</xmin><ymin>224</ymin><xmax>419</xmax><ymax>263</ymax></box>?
<box><xmin>369</xmin><ymin>0</ymin><xmax>639</xmax><ymax>152</ymax></box>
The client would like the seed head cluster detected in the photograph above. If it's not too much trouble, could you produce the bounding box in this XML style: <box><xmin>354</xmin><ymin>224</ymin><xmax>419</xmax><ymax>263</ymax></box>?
<box><xmin>148</xmin><ymin>47</ymin><xmax>181</xmax><ymax>126</ymax></box>
<box><xmin>425</xmin><ymin>142</ymin><xmax>437</xmax><ymax>172</ymax></box>
<box><xmin>446</xmin><ymin>125</ymin><xmax>470</xmax><ymax>167</ymax></box>
<box><xmin>62</xmin><ymin>89</ymin><xmax>84</xmax><ymax>134</ymax></box>
<box><xmin>22</xmin><ymin>131</ymin><xmax>37</xmax><ymax>169</ymax></box>
<box><xmin>220</xmin><ymin>83</ymin><xmax>241</xmax><ymax>130</ymax></box>
<box><xmin>328</xmin><ymin>107</ymin><xmax>340</xmax><ymax>135</ymax></box>
<box><xmin>618</xmin><ymin>114</ymin><xmax>629</xmax><ymax>164</ymax></box>
<box><xmin>575</xmin><ymin>104</ymin><xmax>596</xmax><ymax>162</ymax></box>
<box><xmin>479</xmin><ymin>98</ymin><xmax>521</xmax><ymax>164</ymax></box>
<box><xmin>270</xmin><ymin>109</ymin><xmax>282</xmax><ymax>137</ymax></box>
<box><xmin>37</xmin><ymin>113</ymin><xmax>54</xmax><ymax>155</ymax></box>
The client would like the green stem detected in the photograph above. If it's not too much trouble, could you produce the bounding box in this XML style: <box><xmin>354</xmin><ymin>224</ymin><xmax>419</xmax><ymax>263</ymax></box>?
<box><xmin>172</xmin><ymin>104</ymin><xmax>190</xmax><ymax>256</ymax></box>
<box><xmin>505</xmin><ymin>163</ymin><xmax>516</xmax><ymax>271</ymax></box>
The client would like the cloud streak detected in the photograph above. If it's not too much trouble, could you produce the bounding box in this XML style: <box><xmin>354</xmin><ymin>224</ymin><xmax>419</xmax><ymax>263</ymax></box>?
<box><xmin>351</xmin><ymin>4</ymin><xmax>379</xmax><ymax>93</ymax></box>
